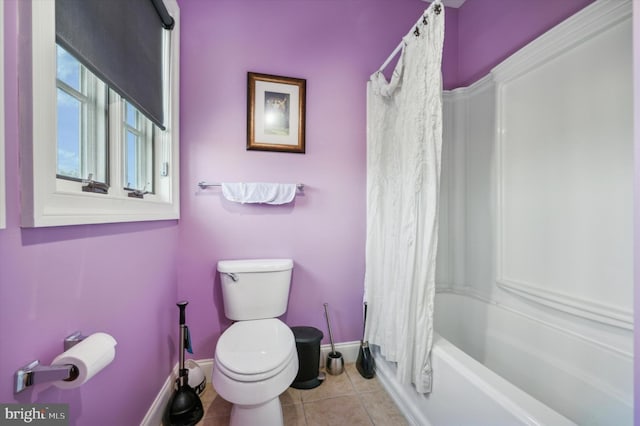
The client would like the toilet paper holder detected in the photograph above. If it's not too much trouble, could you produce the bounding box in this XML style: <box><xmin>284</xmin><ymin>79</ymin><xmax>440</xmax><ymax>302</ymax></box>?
<box><xmin>14</xmin><ymin>331</ymin><xmax>86</xmax><ymax>394</ymax></box>
<box><xmin>63</xmin><ymin>331</ymin><xmax>87</xmax><ymax>351</ymax></box>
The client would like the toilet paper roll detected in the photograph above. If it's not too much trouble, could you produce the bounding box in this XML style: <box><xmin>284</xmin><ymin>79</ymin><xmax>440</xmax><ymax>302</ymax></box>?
<box><xmin>51</xmin><ymin>332</ymin><xmax>117</xmax><ymax>389</ymax></box>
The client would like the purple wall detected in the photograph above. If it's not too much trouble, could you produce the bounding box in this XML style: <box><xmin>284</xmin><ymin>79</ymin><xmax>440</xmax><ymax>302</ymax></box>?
<box><xmin>442</xmin><ymin>6</ymin><xmax>459</xmax><ymax>90</ymax></box>
<box><xmin>176</xmin><ymin>0</ymin><xmax>444</xmax><ymax>358</ymax></box>
<box><xmin>0</xmin><ymin>1</ymin><xmax>180</xmax><ymax>424</ymax></box>
<box><xmin>2</xmin><ymin>0</ymin><xmax>636</xmax><ymax>424</ymax></box>
<box><xmin>456</xmin><ymin>0</ymin><xmax>594</xmax><ymax>87</ymax></box>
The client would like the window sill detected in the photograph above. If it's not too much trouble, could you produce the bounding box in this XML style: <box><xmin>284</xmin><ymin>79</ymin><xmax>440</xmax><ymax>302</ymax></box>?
<box><xmin>21</xmin><ymin>182</ymin><xmax>179</xmax><ymax>227</ymax></box>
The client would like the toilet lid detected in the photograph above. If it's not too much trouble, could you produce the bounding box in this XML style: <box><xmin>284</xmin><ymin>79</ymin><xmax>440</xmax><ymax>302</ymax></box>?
<box><xmin>216</xmin><ymin>319</ymin><xmax>295</xmax><ymax>376</ymax></box>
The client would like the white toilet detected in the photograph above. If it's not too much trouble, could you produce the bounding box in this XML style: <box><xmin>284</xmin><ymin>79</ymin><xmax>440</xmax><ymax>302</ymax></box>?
<box><xmin>212</xmin><ymin>259</ymin><xmax>298</xmax><ymax>426</ymax></box>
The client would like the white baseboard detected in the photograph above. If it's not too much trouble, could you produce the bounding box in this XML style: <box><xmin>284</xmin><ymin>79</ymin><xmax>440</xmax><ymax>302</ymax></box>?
<box><xmin>320</xmin><ymin>341</ymin><xmax>361</xmax><ymax>365</ymax></box>
<box><xmin>139</xmin><ymin>359</ymin><xmax>213</xmax><ymax>426</ymax></box>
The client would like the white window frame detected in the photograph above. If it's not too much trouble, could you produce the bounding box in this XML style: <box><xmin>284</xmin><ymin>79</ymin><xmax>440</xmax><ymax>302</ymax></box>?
<box><xmin>22</xmin><ymin>0</ymin><xmax>180</xmax><ymax>227</ymax></box>
<box><xmin>0</xmin><ymin>1</ymin><xmax>5</xmax><ymax>230</ymax></box>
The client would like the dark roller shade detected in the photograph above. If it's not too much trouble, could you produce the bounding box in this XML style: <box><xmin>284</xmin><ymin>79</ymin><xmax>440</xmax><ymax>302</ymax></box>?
<box><xmin>56</xmin><ymin>0</ymin><xmax>174</xmax><ymax>129</ymax></box>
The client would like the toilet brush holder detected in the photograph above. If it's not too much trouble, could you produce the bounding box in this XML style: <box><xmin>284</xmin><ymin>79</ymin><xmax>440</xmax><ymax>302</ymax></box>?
<box><xmin>326</xmin><ymin>351</ymin><xmax>344</xmax><ymax>376</ymax></box>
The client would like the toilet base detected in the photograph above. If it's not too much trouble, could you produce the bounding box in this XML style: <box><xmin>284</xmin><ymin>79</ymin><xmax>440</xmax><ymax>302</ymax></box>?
<box><xmin>230</xmin><ymin>397</ymin><xmax>283</xmax><ymax>426</ymax></box>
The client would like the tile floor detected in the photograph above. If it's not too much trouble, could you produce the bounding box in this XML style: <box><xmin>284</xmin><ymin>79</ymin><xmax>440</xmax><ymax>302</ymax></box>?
<box><xmin>196</xmin><ymin>363</ymin><xmax>408</xmax><ymax>426</ymax></box>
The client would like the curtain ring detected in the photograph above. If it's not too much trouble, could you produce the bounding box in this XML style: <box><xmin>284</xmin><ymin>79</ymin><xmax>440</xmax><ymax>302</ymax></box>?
<box><xmin>434</xmin><ymin>4</ymin><xmax>442</xmax><ymax>15</ymax></box>
<box><xmin>423</xmin><ymin>16</ymin><xmax>428</xmax><ymax>25</ymax></box>
<box><xmin>414</xmin><ymin>26</ymin><xmax>420</xmax><ymax>37</ymax></box>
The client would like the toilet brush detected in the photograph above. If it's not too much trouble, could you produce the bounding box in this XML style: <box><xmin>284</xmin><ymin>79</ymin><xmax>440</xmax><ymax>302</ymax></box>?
<box><xmin>323</xmin><ymin>303</ymin><xmax>344</xmax><ymax>375</ymax></box>
<box><xmin>164</xmin><ymin>301</ymin><xmax>204</xmax><ymax>426</ymax></box>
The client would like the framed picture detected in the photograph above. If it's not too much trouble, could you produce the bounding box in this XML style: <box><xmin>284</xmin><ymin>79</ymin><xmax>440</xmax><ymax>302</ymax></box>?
<box><xmin>247</xmin><ymin>72</ymin><xmax>306</xmax><ymax>153</ymax></box>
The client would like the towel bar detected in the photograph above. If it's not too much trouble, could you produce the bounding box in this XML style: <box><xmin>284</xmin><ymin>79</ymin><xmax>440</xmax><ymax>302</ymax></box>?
<box><xmin>197</xmin><ymin>181</ymin><xmax>304</xmax><ymax>191</ymax></box>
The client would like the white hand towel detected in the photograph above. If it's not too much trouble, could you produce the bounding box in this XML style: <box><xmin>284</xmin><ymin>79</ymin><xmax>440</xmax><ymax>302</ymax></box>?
<box><xmin>221</xmin><ymin>183</ymin><xmax>297</xmax><ymax>205</ymax></box>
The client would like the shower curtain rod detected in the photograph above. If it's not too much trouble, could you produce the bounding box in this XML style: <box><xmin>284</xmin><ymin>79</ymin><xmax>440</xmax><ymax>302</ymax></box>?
<box><xmin>377</xmin><ymin>0</ymin><xmax>442</xmax><ymax>73</ymax></box>
<box><xmin>378</xmin><ymin>43</ymin><xmax>404</xmax><ymax>74</ymax></box>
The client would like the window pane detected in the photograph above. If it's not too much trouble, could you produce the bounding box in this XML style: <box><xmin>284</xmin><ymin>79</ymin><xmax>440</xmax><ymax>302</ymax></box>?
<box><xmin>56</xmin><ymin>45</ymin><xmax>80</xmax><ymax>91</ymax></box>
<box><xmin>126</xmin><ymin>102</ymin><xmax>137</xmax><ymax>127</ymax></box>
<box><xmin>126</xmin><ymin>130</ymin><xmax>138</xmax><ymax>189</ymax></box>
<box><xmin>123</xmin><ymin>100</ymin><xmax>154</xmax><ymax>192</ymax></box>
<box><xmin>57</xmin><ymin>88</ymin><xmax>81</xmax><ymax>178</ymax></box>
<box><xmin>56</xmin><ymin>44</ymin><xmax>108</xmax><ymax>183</ymax></box>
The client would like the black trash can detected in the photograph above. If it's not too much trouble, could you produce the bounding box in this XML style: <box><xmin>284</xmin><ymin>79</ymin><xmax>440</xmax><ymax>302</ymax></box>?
<box><xmin>290</xmin><ymin>326</ymin><xmax>324</xmax><ymax>389</ymax></box>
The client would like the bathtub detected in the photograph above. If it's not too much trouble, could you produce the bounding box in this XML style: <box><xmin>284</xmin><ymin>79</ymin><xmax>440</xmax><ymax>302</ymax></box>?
<box><xmin>373</xmin><ymin>337</ymin><xmax>574</xmax><ymax>426</ymax></box>
<box><xmin>373</xmin><ymin>290</ymin><xmax>633</xmax><ymax>425</ymax></box>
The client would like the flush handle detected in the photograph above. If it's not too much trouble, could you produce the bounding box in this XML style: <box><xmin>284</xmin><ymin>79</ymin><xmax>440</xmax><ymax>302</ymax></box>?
<box><xmin>223</xmin><ymin>272</ymin><xmax>239</xmax><ymax>282</ymax></box>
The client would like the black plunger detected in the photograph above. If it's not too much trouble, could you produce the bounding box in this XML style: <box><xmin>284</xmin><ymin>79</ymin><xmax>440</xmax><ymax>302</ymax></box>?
<box><xmin>356</xmin><ymin>302</ymin><xmax>375</xmax><ymax>379</ymax></box>
<box><xmin>164</xmin><ymin>301</ymin><xmax>204</xmax><ymax>426</ymax></box>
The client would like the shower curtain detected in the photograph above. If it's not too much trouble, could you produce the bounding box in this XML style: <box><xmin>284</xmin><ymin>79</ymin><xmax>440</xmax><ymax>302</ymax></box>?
<box><xmin>364</xmin><ymin>1</ymin><xmax>444</xmax><ymax>394</ymax></box>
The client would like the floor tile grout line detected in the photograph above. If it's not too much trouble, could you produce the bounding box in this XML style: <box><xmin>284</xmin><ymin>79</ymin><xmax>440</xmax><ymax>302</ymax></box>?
<box><xmin>301</xmin><ymin>400</ymin><xmax>310</xmax><ymax>426</ymax></box>
<box><xmin>355</xmin><ymin>391</ymin><xmax>377</xmax><ymax>426</ymax></box>
<box><xmin>356</xmin><ymin>390</ymin><xmax>381</xmax><ymax>426</ymax></box>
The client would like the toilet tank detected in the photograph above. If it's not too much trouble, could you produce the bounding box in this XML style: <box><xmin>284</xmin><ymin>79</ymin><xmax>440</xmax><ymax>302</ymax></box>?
<box><xmin>217</xmin><ymin>259</ymin><xmax>294</xmax><ymax>321</ymax></box>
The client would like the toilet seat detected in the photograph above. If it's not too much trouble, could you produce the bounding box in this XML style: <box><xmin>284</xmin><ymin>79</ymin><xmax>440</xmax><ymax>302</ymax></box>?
<box><xmin>215</xmin><ymin>318</ymin><xmax>296</xmax><ymax>382</ymax></box>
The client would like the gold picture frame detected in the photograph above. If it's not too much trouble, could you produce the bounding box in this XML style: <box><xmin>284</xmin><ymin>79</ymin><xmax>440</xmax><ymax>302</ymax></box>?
<box><xmin>247</xmin><ymin>72</ymin><xmax>306</xmax><ymax>153</ymax></box>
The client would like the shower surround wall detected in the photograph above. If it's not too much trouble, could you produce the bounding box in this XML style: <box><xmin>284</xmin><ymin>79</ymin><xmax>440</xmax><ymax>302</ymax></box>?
<box><xmin>435</xmin><ymin>0</ymin><xmax>632</xmax><ymax>423</ymax></box>
<box><xmin>176</xmin><ymin>0</ymin><xmax>458</xmax><ymax>358</ymax></box>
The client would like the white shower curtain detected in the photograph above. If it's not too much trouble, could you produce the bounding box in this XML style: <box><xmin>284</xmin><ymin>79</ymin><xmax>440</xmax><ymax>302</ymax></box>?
<box><xmin>364</xmin><ymin>1</ymin><xmax>444</xmax><ymax>394</ymax></box>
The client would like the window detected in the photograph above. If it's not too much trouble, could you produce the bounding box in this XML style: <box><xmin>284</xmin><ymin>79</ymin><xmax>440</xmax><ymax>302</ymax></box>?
<box><xmin>21</xmin><ymin>0</ymin><xmax>180</xmax><ymax>227</ymax></box>
<box><xmin>56</xmin><ymin>44</ymin><xmax>156</xmax><ymax>194</ymax></box>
